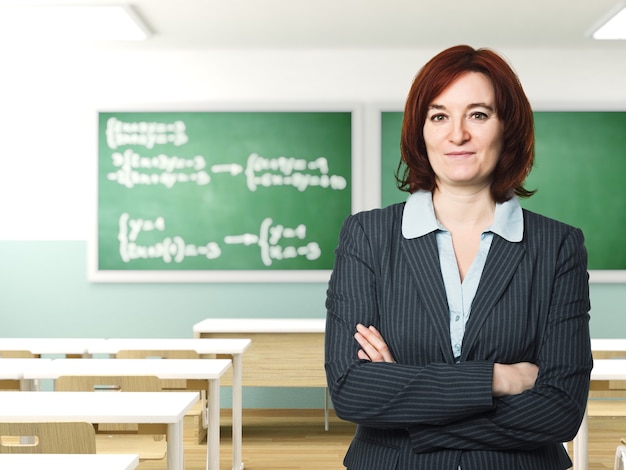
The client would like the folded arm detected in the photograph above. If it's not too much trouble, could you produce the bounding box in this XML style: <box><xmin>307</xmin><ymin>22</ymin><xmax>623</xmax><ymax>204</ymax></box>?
<box><xmin>325</xmin><ymin>213</ymin><xmax>592</xmax><ymax>451</ymax></box>
<box><xmin>355</xmin><ymin>323</ymin><xmax>539</xmax><ymax>397</ymax></box>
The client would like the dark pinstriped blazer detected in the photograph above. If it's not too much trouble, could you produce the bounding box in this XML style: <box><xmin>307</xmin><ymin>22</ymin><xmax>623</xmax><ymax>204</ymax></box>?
<box><xmin>325</xmin><ymin>202</ymin><xmax>592</xmax><ymax>470</ymax></box>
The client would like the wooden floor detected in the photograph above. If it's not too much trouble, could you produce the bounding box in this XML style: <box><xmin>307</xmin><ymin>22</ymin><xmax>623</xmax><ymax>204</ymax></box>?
<box><xmin>134</xmin><ymin>410</ymin><xmax>624</xmax><ymax>470</ymax></box>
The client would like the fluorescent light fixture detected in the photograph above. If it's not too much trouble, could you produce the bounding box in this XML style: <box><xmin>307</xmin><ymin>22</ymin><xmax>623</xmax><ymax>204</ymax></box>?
<box><xmin>0</xmin><ymin>4</ymin><xmax>151</xmax><ymax>41</ymax></box>
<box><xmin>592</xmin><ymin>4</ymin><xmax>626</xmax><ymax>40</ymax></box>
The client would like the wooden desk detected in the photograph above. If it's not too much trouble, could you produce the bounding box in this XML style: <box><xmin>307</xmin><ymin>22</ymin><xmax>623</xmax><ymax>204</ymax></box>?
<box><xmin>88</xmin><ymin>338</ymin><xmax>250</xmax><ymax>470</ymax></box>
<box><xmin>591</xmin><ymin>338</ymin><xmax>626</xmax><ymax>358</ymax></box>
<box><xmin>0</xmin><ymin>454</ymin><xmax>139</xmax><ymax>470</ymax></box>
<box><xmin>0</xmin><ymin>391</ymin><xmax>197</xmax><ymax>470</ymax></box>
<box><xmin>0</xmin><ymin>358</ymin><xmax>51</xmax><ymax>379</ymax></box>
<box><xmin>193</xmin><ymin>318</ymin><xmax>325</xmax><ymax>387</ymax></box>
<box><xmin>23</xmin><ymin>358</ymin><xmax>230</xmax><ymax>470</ymax></box>
<box><xmin>193</xmin><ymin>318</ymin><xmax>329</xmax><ymax>431</ymax></box>
<box><xmin>0</xmin><ymin>358</ymin><xmax>51</xmax><ymax>391</ymax></box>
<box><xmin>573</xmin><ymin>359</ymin><xmax>626</xmax><ymax>470</ymax></box>
<box><xmin>0</xmin><ymin>338</ymin><xmax>105</xmax><ymax>358</ymax></box>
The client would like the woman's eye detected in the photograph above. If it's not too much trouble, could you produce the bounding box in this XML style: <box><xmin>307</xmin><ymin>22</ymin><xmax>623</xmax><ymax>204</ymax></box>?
<box><xmin>430</xmin><ymin>114</ymin><xmax>447</xmax><ymax>122</ymax></box>
<box><xmin>469</xmin><ymin>111</ymin><xmax>489</xmax><ymax>120</ymax></box>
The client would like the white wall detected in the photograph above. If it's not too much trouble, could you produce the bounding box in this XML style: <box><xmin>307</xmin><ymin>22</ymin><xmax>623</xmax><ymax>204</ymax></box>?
<box><xmin>1</xmin><ymin>47</ymin><xmax>625</xmax><ymax>241</ymax></box>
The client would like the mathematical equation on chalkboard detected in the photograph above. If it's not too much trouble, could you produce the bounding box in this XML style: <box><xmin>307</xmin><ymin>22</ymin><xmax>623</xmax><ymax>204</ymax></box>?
<box><xmin>106</xmin><ymin>149</ymin><xmax>347</xmax><ymax>192</ymax></box>
<box><xmin>104</xmin><ymin>117</ymin><xmax>345</xmax><ymax>268</ymax></box>
<box><xmin>118</xmin><ymin>213</ymin><xmax>320</xmax><ymax>267</ymax></box>
<box><xmin>105</xmin><ymin>117</ymin><xmax>347</xmax><ymax>192</ymax></box>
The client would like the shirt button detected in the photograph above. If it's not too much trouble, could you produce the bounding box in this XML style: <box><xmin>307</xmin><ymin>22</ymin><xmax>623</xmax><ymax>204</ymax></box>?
<box><xmin>455</xmin><ymin>315</ymin><xmax>460</xmax><ymax>321</ymax></box>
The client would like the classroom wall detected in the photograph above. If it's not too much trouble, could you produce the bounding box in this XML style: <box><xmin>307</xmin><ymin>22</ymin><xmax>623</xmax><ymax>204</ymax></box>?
<box><xmin>1</xmin><ymin>46</ymin><xmax>625</xmax><ymax>408</ymax></box>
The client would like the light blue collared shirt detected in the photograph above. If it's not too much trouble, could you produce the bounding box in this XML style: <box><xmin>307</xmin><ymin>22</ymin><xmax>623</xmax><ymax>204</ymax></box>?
<box><xmin>402</xmin><ymin>190</ymin><xmax>524</xmax><ymax>362</ymax></box>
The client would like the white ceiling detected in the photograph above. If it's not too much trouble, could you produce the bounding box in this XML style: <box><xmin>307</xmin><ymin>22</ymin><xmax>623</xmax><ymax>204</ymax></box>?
<box><xmin>2</xmin><ymin>0</ymin><xmax>626</xmax><ymax>51</ymax></box>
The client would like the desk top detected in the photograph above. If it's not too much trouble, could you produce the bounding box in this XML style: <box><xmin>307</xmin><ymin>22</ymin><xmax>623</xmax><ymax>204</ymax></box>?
<box><xmin>0</xmin><ymin>454</ymin><xmax>139</xmax><ymax>470</ymax></box>
<box><xmin>591</xmin><ymin>338</ymin><xmax>626</xmax><ymax>352</ymax></box>
<box><xmin>88</xmin><ymin>338</ymin><xmax>251</xmax><ymax>355</ymax></box>
<box><xmin>0</xmin><ymin>338</ymin><xmax>106</xmax><ymax>355</ymax></box>
<box><xmin>590</xmin><ymin>359</ymin><xmax>626</xmax><ymax>380</ymax></box>
<box><xmin>22</xmin><ymin>358</ymin><xmax>232</xmax><ymax>380</ymax></box>
<box><xmin>0</xmin><ymin>358</ymin><xmax>51</xmax><ymax>379</ymax></box>
<box><xmin>0</xmin><ymin>391</ymin><xmax>199</xmax><ymax>423</ymax></box>
<box><xmin>193</xmin><ymin>318</ymin><xmax>325</xmax><ymax>333</ymax></box>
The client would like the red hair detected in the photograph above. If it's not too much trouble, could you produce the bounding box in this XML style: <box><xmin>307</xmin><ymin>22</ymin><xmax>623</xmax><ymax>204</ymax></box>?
<box><xmin>398</xmin><ymin>45</ymin><xmax>535</xmax><ymax>202</ymax></box>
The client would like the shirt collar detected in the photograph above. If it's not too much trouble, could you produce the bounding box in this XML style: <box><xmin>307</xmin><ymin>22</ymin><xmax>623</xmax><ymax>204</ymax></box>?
<box><xmin>401</xmin><ymin>190</ymin><xmax>523</xmax><ymax>242</ymax></box>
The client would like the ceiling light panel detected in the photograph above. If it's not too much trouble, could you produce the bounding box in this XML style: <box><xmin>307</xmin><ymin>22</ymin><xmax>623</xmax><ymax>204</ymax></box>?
<box><xmin>0</xmin><ymin>4</ymin><xmax>151</xmax><ymax>41</ymax></box>
<box><xmin>592</xmin><ymin>5</ymin><xmax>626</xmax><ymax>40</ymax></box>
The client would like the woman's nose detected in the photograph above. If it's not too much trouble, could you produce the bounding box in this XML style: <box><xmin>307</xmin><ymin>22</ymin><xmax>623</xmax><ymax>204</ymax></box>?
<box><xmin>448</xmin><ymin>119</ymin><xmax>470</xmax><ymax>144</ymax></box>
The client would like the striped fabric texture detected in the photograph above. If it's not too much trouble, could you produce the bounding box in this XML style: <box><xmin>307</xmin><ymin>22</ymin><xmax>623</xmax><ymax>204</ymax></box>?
<box><xmin>325</xmin><ymin>202</ymin><xmax>592</xmax><ymax>470</ymax></box>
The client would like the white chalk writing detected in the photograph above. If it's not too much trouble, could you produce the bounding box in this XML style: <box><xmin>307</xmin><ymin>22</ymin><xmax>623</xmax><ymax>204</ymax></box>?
<box><xmin>107</xmin><ymin>149</ymin><xmax>210</xmax><ymax>189</ymax></box>
<box><xmin>211</xmin><ymin>163</ymin><xmax>244</xmax><ymax>176</ymax></box>
<box><xmin>245</xmin><ymin>153</ymin><xmax>347</xmax><ymax>192</ymax></box>
<box><xmin>118</xmin><ymin>214</ymin><xmax>321</xmax><ymax>267</ymax></box>
<box><xmin>118</xmin><ymin>213</ymin><xmax>221</xmax><ymax>264</ymax></box>
<box><xmin>105</xmin><ymin>116</ymin><xmax>344</xmax><ymax>269</ymax></box>
<box><xmin>106</xmin><ymin>117</ymin><xmax>188</xmax><ymax>149</ymax></box>
<box><xmin>105</xmin><ymin>119</ymin><xmax>347</xmax><ymax>193</ymax></box>
<box><xmin>225</xmin><ymin>217</ymin><xmax>321</xmax><ymax>266</ymax></box>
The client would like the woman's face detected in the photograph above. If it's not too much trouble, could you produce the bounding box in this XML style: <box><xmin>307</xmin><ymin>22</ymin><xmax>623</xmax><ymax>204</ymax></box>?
<box><xmin>423</xmin><ymin>72</ymin><xmax>504</xmax><ymax>194</ymax></box>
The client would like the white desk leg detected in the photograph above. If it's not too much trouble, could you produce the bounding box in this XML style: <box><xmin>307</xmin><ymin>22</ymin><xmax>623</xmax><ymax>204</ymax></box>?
<box><xmin>573</xmin><ymin>406</ymin><xmax>588</xmax><ymax>470</ymax></box>
<box><xmin>324</xmin><ymin>387</ymin><xmax>329</xmax><ymax>432</ymax></box>
<box><xmin>207</xmin><ymin>378</ymin><xmax>221</xmax><ymax>470</ymax></box>
<box><xmin>232</xmin><ymin>354</ymin><xmax>244</xmax><ymax>470</ymax></box>
<box><xmin>20</xmin><ymin>379</ymin><xmax>38</xmax><ymax>392</ymax></box>
<box><xmin>167</xmin><ymin>421</ymin><xmax>184</xmax><ymax>470</ymax></box>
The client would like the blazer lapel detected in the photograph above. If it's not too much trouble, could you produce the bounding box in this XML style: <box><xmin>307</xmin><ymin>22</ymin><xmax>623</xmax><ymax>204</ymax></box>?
<box><xmin>460</xmin><ymin>235</ymin><xmax>526</xmax><ymax>360</ymax></box>
<box><xmin>401</xmin><ymin>232</ymin><xmax>455</xmax><ymax>363</ymax></box>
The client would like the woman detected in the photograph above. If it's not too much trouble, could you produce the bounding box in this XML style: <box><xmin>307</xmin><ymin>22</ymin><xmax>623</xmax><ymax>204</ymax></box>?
<box><xmin>325</xmin><ymin>45</ymin><xmax>592</xmax><ymax>469</ymax></box>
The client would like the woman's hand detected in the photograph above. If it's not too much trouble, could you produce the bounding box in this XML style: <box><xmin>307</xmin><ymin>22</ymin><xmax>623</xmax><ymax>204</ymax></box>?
<box><xmin>354</xmin><ymin>323</ymin><xmax>537</xmax><ymax>396</ymax></box>
<box><xmin>492</xmin><ymin>362</ymin><xmax>539</xmax><ymax>397</ymax></box>
<box><xmin>354</xmin><ymin>323</ymin><xmax>396</xmax><ymax>363</ymax></box>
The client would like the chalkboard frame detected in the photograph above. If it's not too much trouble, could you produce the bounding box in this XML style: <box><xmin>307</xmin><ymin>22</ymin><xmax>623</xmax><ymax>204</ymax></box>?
<box><xmin>370</xmin><ymin>103</ymin><xmax>626</xmax><ymax>284</ymax></box>
<box><xmin>89</xmin><ymin>103</ymin><xmax>365</xmax><ymax>283</ymax></box>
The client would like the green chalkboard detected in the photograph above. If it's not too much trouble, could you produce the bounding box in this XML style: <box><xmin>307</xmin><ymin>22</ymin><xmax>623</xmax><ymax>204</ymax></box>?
<box><xmin>93</xmin><ymin>110</ymin><xmax>354</xmax><ymax>282</ymax></box>
<box><xmin>380</xmin><ymin>111</ymin><xmax>626</xmax><ymax>273</ymax></box>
